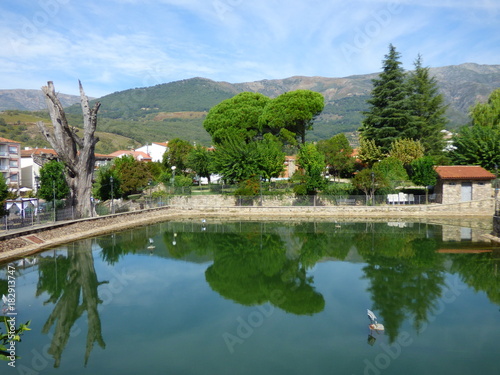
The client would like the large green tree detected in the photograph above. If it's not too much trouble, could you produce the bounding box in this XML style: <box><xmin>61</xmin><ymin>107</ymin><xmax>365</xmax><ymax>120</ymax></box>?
<box><xmin>296</xmin><ymin>142</ymin><xmax>327</xmax><ymax>195</ymax></box>
<box><xmin>450</xmin><ymin>125</ymin><xmax>500</xmax><ymax>171</ymax></box>
<box><xmin>113</xmin><ymin>155</ymin><xmax>152</xmax><ymax>197</ymax></box>
<box><xmin>352</xmin><ymin>169</ymin><xmax>387</xmax><ymax>205</ymax></box>
<box><xmin>406</xmin><ymin>55</ymin><xmax>447</xmax><ymax>155</ymax></box>
<box><xmin>39</xmin><ymin>160</ymin><xmax>70</xmax><ymax>202</ymax></box>
<box><xmin>388</xmin><ymin>138</ymin><xmax>425</xmax><ymax>166</ymax></box>
<box><xmin>203</xmin><ymin>92</ymin><xmax>270</xmax><ymax>145</ymax></box>
<box><xmin>360</xmin><ymin>44</ymin><xmax>414</xmax><ymax>153</ymax></box>
<box><xmin>162</xmin><ymin>138</ymin><xmax>193</xmax><ymax>173</ymax></box>
<box><xmin>256</xmin><ymin>134</ymin><xmax>286</xmax><ymax>181</ymax></box>
<box><xmin>211</xmin><ymin>139</ymin><xmax>263</xmax><ymax>183</ymax></box>
<box><xmin>358</xmin><ymin>138</ymin><xmax>384</xmax><ymax>167</ymax></box>
<box><xmin>470</xmin><ymin>88</ymin><xmax>500</xmax><ymax>128</ymax></box>
<box><xmin>450</xmin><ymin>89</ymin><xmax>500</xmax><ymax>171</ymax></box>
<box><xmin>92</xmin><ymin>165</ymin><xmax>121</xmax><ymax>201</ymax></box>
<box><xmin>317</xmin><ymin>133</ymin><xmax>355</xmax><ymax>180</ymax></box>
<box><xmin>410</xmin><ymin>156</ymin><xmax>437</xmax><ymax>203</ymax></box>
<box><xmin>372</xmin><ymin>157</ymin><xmax>408</xmax><ymax>191</ymax></box>
<box><xmin>259</xmin><ymin>90</ymin><xmax>325</xmax><ymax>145</ymax></box>
<box><xmin>187</xmin><ymin>145</ymin><xmax>214</xmax><ymax>183</ymax></box>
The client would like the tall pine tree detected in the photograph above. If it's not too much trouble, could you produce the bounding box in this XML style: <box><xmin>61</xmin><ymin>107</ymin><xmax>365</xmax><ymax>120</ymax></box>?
<box><xmin>360</xmin><ymin>44</ymin><xmax>414</xmax><ymax>153</ymax></box>
<box><xmin>406</xmin><ymin>55</ymin><xmax>447</xmax><ymax>156</ymax></box>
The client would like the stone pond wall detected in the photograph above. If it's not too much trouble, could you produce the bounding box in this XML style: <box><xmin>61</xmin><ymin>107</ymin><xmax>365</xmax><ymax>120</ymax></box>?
<box><xmin>167</xmin><ymin>195</ymin><xmax>495</xmax><ymax>217</ymax></box>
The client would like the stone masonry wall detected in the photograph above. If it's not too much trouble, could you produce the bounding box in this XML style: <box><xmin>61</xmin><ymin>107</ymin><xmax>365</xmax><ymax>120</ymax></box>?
<box><xmin>168</xmin><ymin>195</ymin><xmax>495</xmax><ymax>216</ymax></box>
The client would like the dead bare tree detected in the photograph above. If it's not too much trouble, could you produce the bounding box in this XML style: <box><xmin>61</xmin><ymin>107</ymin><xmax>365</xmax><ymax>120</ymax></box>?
<box><xmin>37</xmin><ymin>81</ymin><xmax>100</xmax><ymax>218</ymax></box>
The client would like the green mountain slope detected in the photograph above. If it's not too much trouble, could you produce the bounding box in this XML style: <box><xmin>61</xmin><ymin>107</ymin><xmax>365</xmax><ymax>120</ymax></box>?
<box><xmin>2</xmin><ymin>63</ymin><xmax>499</xmax><ymax>147</ymax></box>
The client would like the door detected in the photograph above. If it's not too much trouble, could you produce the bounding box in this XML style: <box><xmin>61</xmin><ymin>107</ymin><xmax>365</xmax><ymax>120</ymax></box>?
<box><xmin>461</xmin><ymin>182</ymin><xmax>472</xmax><ymax>202</ymax></box>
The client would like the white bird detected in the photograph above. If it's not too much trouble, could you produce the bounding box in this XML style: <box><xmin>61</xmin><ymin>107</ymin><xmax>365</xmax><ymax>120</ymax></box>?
<box><xmin>367</xmin><ymin>309</ymin><xmax>385</xmax><ymax>331</ymax></box>
<box><xmin>2</xmin><ymin>294</ymin><xmax>7</xmax><ymax>304</ymax></box>
<box><xmin>367</xmin><ymin>309</ymin><xmax>378</xmax><ymax>324</ymax></box>
<box><xmin>147</xmin><ymin>237</ymin><xmax>155</xmax><ymax>250</ymax></box>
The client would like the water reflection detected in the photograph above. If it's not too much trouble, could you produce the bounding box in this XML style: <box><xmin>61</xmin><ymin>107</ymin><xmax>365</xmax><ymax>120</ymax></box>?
<box><xmin>36</xmin><ymin>240</ymin><xmax>106</xmax><ymax>367</ymax></box>
<box><xmin>1</xmin><ymin>220</ymin><xmax>499</xmax><ymax>372</ymax></box>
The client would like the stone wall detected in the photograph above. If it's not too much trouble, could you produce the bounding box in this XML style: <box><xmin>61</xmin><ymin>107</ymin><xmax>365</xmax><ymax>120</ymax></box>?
<box><xmin>168</xmin><ymin>195</ymin><xmax>495</xmax><ymax>217</ymax></box>
<box><xmin>436</xmin><ymin>180</ymin><xmax>493</xmax><ymax>204</ymax></box>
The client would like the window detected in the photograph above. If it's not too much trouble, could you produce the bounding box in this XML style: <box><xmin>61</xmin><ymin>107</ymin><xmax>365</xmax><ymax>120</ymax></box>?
<box><xmin>10</xmin><ymin>174</ymin><xmax>18</xmax><ymax>182</ymax></box>
<box><xmin>9</xmin><ymin>159</ymin><xmax>18</xmax><ymax>168</ymax></box>
<box><xmin>9</xmin><ymin>145</ymin><xmax>18</xmax><ymax>154</ymax></box>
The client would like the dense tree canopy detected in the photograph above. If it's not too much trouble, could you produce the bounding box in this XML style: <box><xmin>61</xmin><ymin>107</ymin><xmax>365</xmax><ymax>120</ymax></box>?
<box><xmin>373</xmin><ymin>157</ymin><xmax>408</xmax><ymax>191</ymax></box>
<box><xmin>259</xmin><ymin>90</ymin><xmax>325</xmax><ymax>145</ymax></box>
<box><xmin>450</xmin><ymin>125</ymin><xmax>500</xmax><ymax>171</ymax></box>
<box><xmin>92</xmin><ymin>165</ymin><xmax>121</xmax><ymax>201</ymax></box>
<box><xmin>296</xmin><ymin>143</ymin><xmax>326</xmax><ymax>195</ymax></box>
<box><xmin>203</xmin><ymin>92</ymin><xmax>270</xmax><ymax>145</ymax></box>
<box><xmin>39</xmin><ymin>160</ymin><xmax>70</xmax><ymax>201</ymax></box>
<box><xmin>352</xmin><ymin>168</ymin><xmax>388</xmax><ymax>203</ymax></box>
<box><xmin>317</xmin><ymin>133</ymin><xmax>355</xmax><ymax>179</ymax></box>
<box><xmin>162</xmin><ymin>138</ymin><xmax>194</xmax><ymax>172</ymax></box>
<box><xmin>187</xmin><ymin>145</ymin><xmax>214</xmax><ymax>182</ymax></box>
<box><xmin>256</xmin><ymin>134</ymin><xmax>286</xmax><ymax>181</ymax></box>
<box><xmin>450</xmin><ymin>89</ymin><xmax>500</xmax><ymax>171</ymax></box>
<box><xmin>113</xmin><ymin>155</ymin><xmax>153</xmax><ymax>197</ymax></box>
<box><xmin>360</xmin><ymin>46</ymin><xmax>447</xmax><ymax>156</ymax></box>
<box><xmin>360</xmin><ymin>44</ymin><xmax>413</xmax><ymax>153</ymax></box>
<box><xmin>211</xmin><ymin>139</ymin><xmax>262</xmax><ymax>183</ymax></box>
<box><xmin>388</xmin><ymin>138</ymin><xmax>424</xmax><ymax>166</ymax></box>
<box><xmin>470</xmin><ymin>88</ymin><xmax>500</xmax><ymax>128</ymax></box>
<box><xmin>406</xmin><ymin>55</ymin><xmax>447</xmax><ymax>155</ymax></box>
<box><xmin>358</xmin><ymin>138</ymin><xmax>384</xmax><ymax>167</ymax></box>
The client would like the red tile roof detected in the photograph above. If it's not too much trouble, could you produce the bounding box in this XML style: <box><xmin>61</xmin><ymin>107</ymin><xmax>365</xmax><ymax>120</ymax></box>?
<box><xmin>108</xmin><ymin>150</ymin><xmax>152</xmax><ymax>161</ymax></box>
<box><xmin>20</xmin><ymin>148</ymin><xmax>58</xmax><ymax>157</ymax></box>
<box><xmin>0</xmin><ymin>137</ymin><xmax>20</xmax><ymax>144</ymax></box>
<box><xmin>435</xmin><ymin>166</ymin><xmax>495</xmax><ymax>180</ymax></box>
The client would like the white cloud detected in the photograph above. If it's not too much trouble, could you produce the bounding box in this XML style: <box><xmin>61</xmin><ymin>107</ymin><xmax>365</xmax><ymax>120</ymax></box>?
<box><xmin>0</xmin><ymin>0</ymin><xmax>498</xmax><ymax>96</ymax></box>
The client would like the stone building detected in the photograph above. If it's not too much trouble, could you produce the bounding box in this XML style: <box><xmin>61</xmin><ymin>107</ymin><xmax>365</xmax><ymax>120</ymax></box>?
<box><xmin>434</xmin><ymin>166</ymin><xmax>496</xmax><ymax>204</ymax></box>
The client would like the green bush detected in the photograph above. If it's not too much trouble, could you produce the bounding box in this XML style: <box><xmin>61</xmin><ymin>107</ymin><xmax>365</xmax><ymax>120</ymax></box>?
<box><xmin>321</xmin><ymin>182</ymin><xmax>354</xmax><ymax>196</ymax></box>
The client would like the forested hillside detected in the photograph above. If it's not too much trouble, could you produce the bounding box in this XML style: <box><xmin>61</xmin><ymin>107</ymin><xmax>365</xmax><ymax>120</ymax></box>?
<box><xmin>2</xmin><ymin>63</ymin><xmax>499</xmax><ymax>147</ymax></box>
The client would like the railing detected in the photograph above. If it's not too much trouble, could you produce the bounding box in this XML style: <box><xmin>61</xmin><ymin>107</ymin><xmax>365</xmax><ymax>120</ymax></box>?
<box><xmin>0</xmin><ymin>193</ymin><xmax>443</xmax><ymax>232</ymax></box>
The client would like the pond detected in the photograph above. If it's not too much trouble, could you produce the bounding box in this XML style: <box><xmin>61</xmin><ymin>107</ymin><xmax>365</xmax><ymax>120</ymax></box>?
<box><xmin>1</xmin><ymin>220</ymin><xmax>500</xmax><ymax>375</ymax></box>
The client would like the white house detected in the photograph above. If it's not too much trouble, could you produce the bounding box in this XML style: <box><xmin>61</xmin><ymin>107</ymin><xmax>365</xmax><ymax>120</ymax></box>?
<box><xmin>134</xmin><ymin>142</ymin><xmax>169</xmax><ymax>162</ymax></box>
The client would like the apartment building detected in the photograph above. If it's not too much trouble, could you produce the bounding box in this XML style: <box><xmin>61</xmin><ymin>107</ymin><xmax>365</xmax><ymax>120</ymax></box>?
<box><xmin>0</xmin><ymin>137</ymin><xmax>21</xmax><ymax>188</ymax></box>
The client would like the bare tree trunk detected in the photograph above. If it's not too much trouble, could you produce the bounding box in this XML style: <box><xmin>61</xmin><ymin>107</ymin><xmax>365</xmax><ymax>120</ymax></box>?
<box><xmin>37</xmin><ymin>81</ymin><xmax>100</xmax><ymax>218</ymax></box>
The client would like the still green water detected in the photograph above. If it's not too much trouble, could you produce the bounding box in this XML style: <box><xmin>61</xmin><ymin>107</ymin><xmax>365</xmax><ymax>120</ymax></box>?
<box><xmin>1</xmin><ymin>220</ymin><xmax>500</xmax><ymax>375</ymax></box>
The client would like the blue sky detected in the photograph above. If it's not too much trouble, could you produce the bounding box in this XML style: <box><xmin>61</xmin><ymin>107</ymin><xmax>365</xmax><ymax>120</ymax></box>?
<box><xmin>1</xmin><ymin>0</ymin><xmax>499</xmax><ymax>98</ymax></box>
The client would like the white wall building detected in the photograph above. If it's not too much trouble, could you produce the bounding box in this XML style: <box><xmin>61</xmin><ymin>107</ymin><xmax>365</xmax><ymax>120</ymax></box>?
<box><xmin>135</xmin><ymin>142</ymin><xmax>169</xmax><ymax>162</ymax></box>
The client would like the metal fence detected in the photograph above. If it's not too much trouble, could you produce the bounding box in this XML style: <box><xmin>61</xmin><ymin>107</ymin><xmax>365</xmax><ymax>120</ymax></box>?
<box><xmin>0</xmin><ymin>192</ymin><xmax>441</xmax><ymax>233</ymax></box>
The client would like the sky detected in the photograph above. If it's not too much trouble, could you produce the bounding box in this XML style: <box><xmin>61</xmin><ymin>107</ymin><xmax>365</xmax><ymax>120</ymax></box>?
<box><xmin>1</xmin><ymin>0</ymin><xmax>499</xmax><ymax>98</ymax></box>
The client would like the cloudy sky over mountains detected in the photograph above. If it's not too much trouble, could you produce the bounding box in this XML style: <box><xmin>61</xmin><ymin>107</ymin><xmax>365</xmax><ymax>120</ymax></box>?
<box><xmin>1</xmin><ymin>0</ymin><xmax>499</xmax><ymax>97</ymax></box>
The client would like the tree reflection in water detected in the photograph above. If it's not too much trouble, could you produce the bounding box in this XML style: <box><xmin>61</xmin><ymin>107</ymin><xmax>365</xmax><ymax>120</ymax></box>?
<box><xmin>27</xmin><ymin>220</ymin><xmax>500</xmax><ymax>366</ymax></box>
<box><xmin>36</xmin><ymin>239</ymin><xmax>106</xmax><ymax>368</ymax></box>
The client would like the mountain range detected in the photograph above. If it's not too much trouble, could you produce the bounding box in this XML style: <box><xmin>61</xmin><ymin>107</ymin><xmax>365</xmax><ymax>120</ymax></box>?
<box><xmin>1</xmin><ymin>63</ymin><xmax>499</xmax><ymax>147</ymax></box>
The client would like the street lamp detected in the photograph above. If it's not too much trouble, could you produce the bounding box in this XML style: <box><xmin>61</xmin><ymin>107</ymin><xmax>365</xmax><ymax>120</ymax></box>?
<box><xmin>34</xmin><ymin>175</ymin><xmax>40</xmax><ymax>194</ymax></box>
<box><xmin>110</xmin><ymin>175</ymin><xmax>114</xmax><ymax>214</ymax></box>
<box><xmin>52</xmin><ymin>179</ymin><xmax>56</xmax><ymax>222</ymax></box>
<box><xmin>495</xmin><ymin>164</ymin><xmax>499</xmax><ymax>216</ymax></box>
<box><xmin>171</xmin><ymin>166</ymin><xmax>176</xmax><ymax>193</ymax></box>
<box><xmin>34</xmin><ymin>175</ymin><xmax>40</xmax><ymax>223</ymax></box>
<box><xmin>371</xmin><ymin>171</ymin><xmax>375</xmax><ymax>206</ymax></box>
